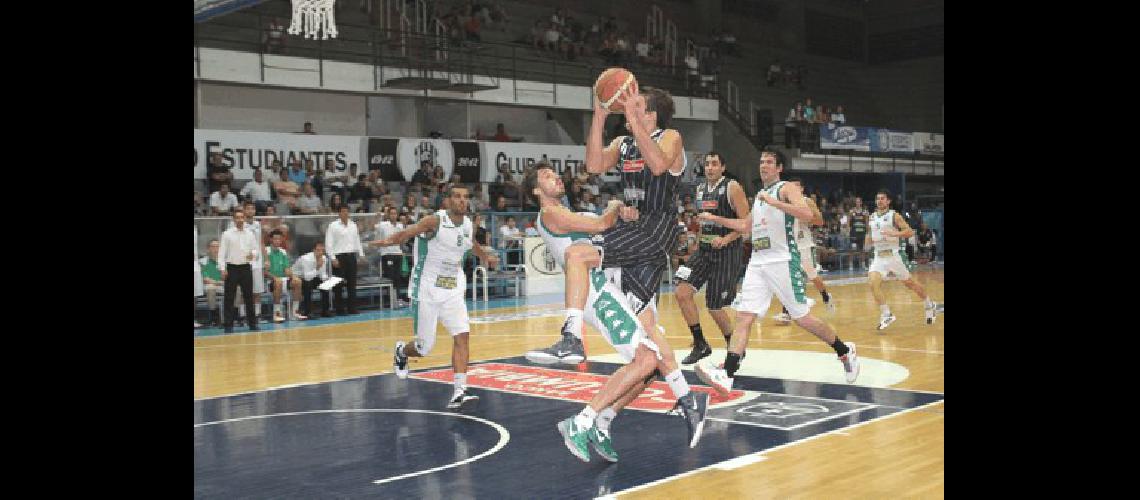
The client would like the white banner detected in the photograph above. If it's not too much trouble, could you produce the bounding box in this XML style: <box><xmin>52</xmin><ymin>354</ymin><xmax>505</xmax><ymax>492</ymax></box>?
<box><xmin>523</xmin><ymin>236</ymin><xmax>564</xmax><ymax>296</ymax></box>
<box><xmin>479</xmin><ymin>142</ymin><xmax>621</xmax><ymax>184</ymax></box>
<box><xmin>397</xmin><ymin>138</ymin><xmax>455</xmax><ymax>182</ymax></box>
<box><xmin>887</xmin><ymin>131</ymin><xmax>914</xmax><ymax>153</ymax></box>
<box><xmin>194</xmin><ymin>129</ymin><xmax>365</xmax><ymax>180</ymax></box>
<box><xmin>912</xmin><ymin>132</ymin><xmax>944</xmax><ymax>155</ymax></box>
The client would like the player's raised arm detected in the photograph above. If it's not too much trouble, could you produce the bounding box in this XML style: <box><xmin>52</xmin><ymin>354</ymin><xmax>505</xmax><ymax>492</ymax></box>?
<box><xmin>586</xmin><ymin>97</ymin><xmax>622</xmax><ymax>174</ymax></box>
<box><xmin>371</xmin><ymin>214</ymin><xmax>439</xmax><ymax>247</ymax></box>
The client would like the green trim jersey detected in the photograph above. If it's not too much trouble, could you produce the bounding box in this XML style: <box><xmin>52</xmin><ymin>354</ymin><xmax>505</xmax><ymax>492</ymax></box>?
<box><xmin>793</xmin><ymin>214</ymin><xmax>815</xmax><ymax>250</ymax></box>
<box><xmin>870</xmin><ymin>209</ymin><xmax>900</xmax><ymax>254</ymax></box>
<box><xmin>265</xmin><ymin>246</ymin><xmax>291</xmax><ymax>278</ymax></box>
<box><xmin>411</xmin><ymin>210</ymin><xmax>474</xmax><ymax>303</ymax></box>
<box><xmin>535</xmin><ymin>210</ymin><xmax>594</xmax><ymax>270</ymax></box>
<box><xmin>200</xmin><ymin>257</ymin><xmax>221</xmax><ymax>281</ymax></box>
<box><xmin>750</xmin><ymin>181</ymin><xmax>799</xmax><ymax>265</ymax></box>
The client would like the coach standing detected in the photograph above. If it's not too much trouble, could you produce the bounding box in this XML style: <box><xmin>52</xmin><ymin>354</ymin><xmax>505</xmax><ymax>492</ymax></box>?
<box><xmin>326</xmin><ymin>205</ymin><xmax>365</xmax><ymax>315</ymax></box>
<box><xmin>219</xmin><ymin>210</ymin><xmax>260</xmax><ymax>332</ymax></box>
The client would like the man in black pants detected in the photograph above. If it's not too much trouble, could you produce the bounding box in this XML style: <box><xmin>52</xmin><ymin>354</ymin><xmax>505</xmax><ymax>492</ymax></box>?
<box><xmin>325</xmin><ymin>205</ymin><xmax>364</xmax><ymax>315</ymax></box>
<box><xmin>218</xmin><ymin>210</ymin><xmax>260</xmax><ymax>333</ymax></box>
<box><xmin>370</xmin><ymin>206</ymin><xmax>409</xmax><ymax>306</ymax></box>
<box><xmin>293</xmin><ymin>241</ymin><xmax>333</xmax><ymax>318</ymax></box>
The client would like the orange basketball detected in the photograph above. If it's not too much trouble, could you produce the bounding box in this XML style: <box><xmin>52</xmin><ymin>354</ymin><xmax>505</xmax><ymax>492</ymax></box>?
<box><xmin>594</xmin><ymin>67</ymin><xmax>638</xmax><ymax>113</ymax></box>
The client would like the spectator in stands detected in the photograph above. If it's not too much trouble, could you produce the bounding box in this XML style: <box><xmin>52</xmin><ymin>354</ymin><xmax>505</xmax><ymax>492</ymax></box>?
<box><xmin>767</xmin><ymin>61</ymin><xmax>782</xmax><ymax>87</ymax></box>
<box><xmin>296</xmin><ymin>183</ymin><xmax>324</xmax><ymax>214</ymax></box>
<box><xmin>327</xmin><ymin>205</ymin><xmax>364</xmax><ymax>315</ymax></box>
<box><xmin>494</xmin><ymin>194</ymin><xmax>508</xmax><ymax>212</ymax></box>
<box><xmin>615</xmin><ymin>33</ymin><xmax>632</xmax><ymax>65</ymax></box>
<box><xmin>464</xmin><ymin>12</ymin><xmax>482</xmax><ymax>42</ymax></box>
<box><xmin>207</xmin><ymin>152</ymin><xmax>232</xmax><ymax>194</ymax></box>
<box><xmin>531</xmin><ymin>18</ymin><xmax>546</xmax><ymax>50</ymax></box>
<box><xmin>420</xmin><ymin>193</ymin><xmax>435</xmax><ymax>213</ymax></box>
<box><xmin>400</xmin><ymin>193</ymin><xmax>418</xmax><ymax>216</ymax></box>
<box><xmin>495</xmin><ymin>165</ymin><xmax>520</xmax><ymax>204</ymax></box>
<box><xmin>803</xmin><ymin>98</ymin><xmax>816</xmax><ymax>122</ymax></box>
<box><xmin>293</xmin><ymin>241</ymin><xmax>333</xmax><ymax>319</ymax></box>
<box><xmin>786</xmin><ymin>102</ymin><xmax>803</xmax><ymax>148</ymax></box>
<box><xmin>544</xmin><ymin>22</ymin><xmax>561</xmax><ymax>52</ymax></box>
<box><xmin>300</xmin><ymin>122</ymin><xmax>316</xmax><ymax>134</ymax></box>
<box><xmin>551</xmin><ymin>8</ymin><xmax>564</xmax><ymax>27</ymax></box>
<box><xmin>368</xmin><ymin>170</ymin><xmax>387</xmax><ymax>200</ymax></box>
<box><xmin>210</xmin><ymin>183</ymin><xmax>240</xmax><ymax>216</ymax></box>
<box><xmin>831</xmin><ymin>105</ymin><xmax>846</xmax><ymax>126</ymax></box>
<box><xmin>199</xmin><ymin>239</ymin><xmax>224</xmax><ymax>326</ymax></box>
<box><xmin>493</xmin><ymin>123</ymin><xmax>511</xmax><ymax>142</ymax></box>
<box><xmin>287</xmin><ymin>159</ymin><xmax>307</xmax><ymax>184</ymax></box>
<box><xmin>917</xmin><ymin>223</ymin><xmax>936</xmax><ymax>261</ymax></box>
<box><xmin>371</xmin><ymin>207</ymin><xmax>409</xmax><ymax>306</ymax></box>
<box><xmin>818</xmin><ymin>105</ymin><xmax>830</xmax><ymax>125</ymax></box>
<box><xmin>431</xmin><ymin>165</ymin><xmax>447</xmax><ymax>187</ymax></box>
<box><xmin>329</xmin><ymin>193</ymin><xmax>348</xmax><ymax>213</ymax></box>
<box><xmin>410</xmin><ymin>160</ymin><xmax>433</xmax><ymax>186</ymax></box>
<box><xmin>274</xmin><ymin>168</ymin><xmax>301</xmax><ymax>214</ymax></box>
<box><xmin>324</xmin><ymin>160</ymin><xmax>349</xmax><ymax>201</ymax></box>
<box><xmin>499</xmin><ymin>215</ymin><xmax>523</xmax><ymax>266</ymax></box>
<box><xmin>348</xmin><ymin>174</ymin><xmax>370</xmax><ymax>211</ymax></box>
<box><xmin>489</xmin><ymin>2</ymin><xmax>509</xmax><ymax>30</ymax></box>
<box><xmin>684</xmin><ymin>49</ymin><xmax>700</xmax><ymax>90</ymax></box>
<box><xmin>635</xmin><ymin>36</ymin><xmax>651</xmax><ymax>65</ymax></box>
<box><xmin>240</xmin><ymin>169</ymin><xmax>274</xmax><ymax>214</ymax></box>
<box><xmin>264</xmin><ymin>17</ymin><xmax>286</xmax><ymax>54</ymax></box>
<box><xmin>598</xmin><ymin>33</ymin><xmax>618</xmax><ymax>65</ymax></box>
<box><xmin>849</xmin><ymin>197</ymin><xmax>869</xmax><ymax>251</ymax></box>
<box><xmin>473</xmin><ymin>213</ymin><xmax>490</xmax><ymax>247</ymax></box>
<box><xmin>195</xmin><ymin>191</ymin><xmax>207</xmax><ymax>216</ymax></box>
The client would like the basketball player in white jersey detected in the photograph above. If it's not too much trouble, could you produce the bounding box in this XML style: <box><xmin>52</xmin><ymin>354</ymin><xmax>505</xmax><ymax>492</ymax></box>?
<box><xmin>695</xmin><ymin>149</ymin><xmax>860</xmax><ymax>395</ymax></box>
<box><xmin>523</xmin><ymin>161</ymin><xmax>710</xmax><ymax>462</ymax></box>
<box><xmin>370</xmin><ymin>184</ymin><xmax>500</xmax><ymax>409</ymax></box>
<box><xmin>773</xmin><ymin>178</ymin><xmax>835</xmax><ymax>323</ymax></box>
<box><xmin>865</xmin><ymin>189</ymin><xmax>938</xmax><ymax>330</ymax></box>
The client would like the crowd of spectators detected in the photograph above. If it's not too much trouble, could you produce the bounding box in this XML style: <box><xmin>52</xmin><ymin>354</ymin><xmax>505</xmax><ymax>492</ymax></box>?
<box><xmin>784</xmin><ymin>97</ymin><xmax>847</xmax><ymax>151</ymax></box>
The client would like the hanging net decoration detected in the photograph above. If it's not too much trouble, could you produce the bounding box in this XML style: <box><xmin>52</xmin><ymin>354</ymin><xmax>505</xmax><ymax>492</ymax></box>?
<box><xmin>287</xmin><ymin>0</ymin><xmax>338</xmax><ymax>40</ymax></box>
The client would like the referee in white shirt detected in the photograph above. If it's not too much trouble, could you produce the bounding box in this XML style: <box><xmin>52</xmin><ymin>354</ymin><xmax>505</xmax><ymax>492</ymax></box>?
<box><xmin>326</xmin><ymin>204</ymin><xmax>365</xmax><ymax>315</ymax></box>
<box><xmin>218</xmin><ymin>210</ymin><xmax>260</xmax><ymax>332</ymax></box>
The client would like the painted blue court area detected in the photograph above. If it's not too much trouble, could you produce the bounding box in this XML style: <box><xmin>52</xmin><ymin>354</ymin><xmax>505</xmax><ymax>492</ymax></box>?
<box><xmin>194</xmin><ymin>356</ymin><xmax>944</xmax><ymax>498</ymax></box>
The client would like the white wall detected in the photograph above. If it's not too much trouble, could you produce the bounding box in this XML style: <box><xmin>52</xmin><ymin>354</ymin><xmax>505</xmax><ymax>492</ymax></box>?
<box><xmin>366</xmin><ymin>95</ymin><xmax>421</xmax><ymax>137</ymax></box>
<box><xmin>196</xmin><ymin>82</ymin><xmax>367</xmax><ymax>135</ymax></box>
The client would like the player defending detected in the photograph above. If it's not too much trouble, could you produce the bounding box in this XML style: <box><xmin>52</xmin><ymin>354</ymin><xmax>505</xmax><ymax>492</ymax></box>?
<box><xmin>865</xmin><ymin>189</ymin><xmax>939</xmax><ymax>330</ymax></box>
<box><xmin>695</xmin><ymin>149</ymin><xmax>860</xmax><ymax>396</ymax></box>
<box><xmin>371</xmin><ymin>184</ymin><xmax>500</xmax><ymax>409</ymax></box>
<box><xmin>675</xmin><ymin>152</ymin><xmax>749</xmax><ymax>365</ymax></box>
<box><xmin>524</xmin><ymin>161</ymin><xmax>709</xmax><ymax>462</ymax></box>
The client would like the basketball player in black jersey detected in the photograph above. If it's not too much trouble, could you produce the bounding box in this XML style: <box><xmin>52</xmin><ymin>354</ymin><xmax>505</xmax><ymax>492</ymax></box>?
<box><xmin>525</xmin><ymin>84</ymin><xmax>708</xmax><ymax>432</ymax></box>
<box><xmin>675</xmin><ymin>152</ymin><xmax>750</xmax><ymax>365</ymax></box>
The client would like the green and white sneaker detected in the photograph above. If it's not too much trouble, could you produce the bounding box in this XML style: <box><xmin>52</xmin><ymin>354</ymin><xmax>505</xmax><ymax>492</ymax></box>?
<box><xmin>557</xmin><ymin>417</ymin><xmax>592</xmax><ymax>462</ymax></box>
<box><xmin>588</xmin><ymin>426</ymin><xmax>618</xmax><ymax>462</ymax></box>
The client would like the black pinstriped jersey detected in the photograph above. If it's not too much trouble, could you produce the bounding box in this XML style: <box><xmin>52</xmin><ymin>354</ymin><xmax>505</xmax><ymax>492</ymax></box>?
<box><xmin>695</xmin><ymin>177</ymin><xmax>736</xmax><ymax>244</ymax></box>
<box><xmin>616</xmin><ymin>129</ymin><xmax>684</xmax><ymax>215</ymax></box>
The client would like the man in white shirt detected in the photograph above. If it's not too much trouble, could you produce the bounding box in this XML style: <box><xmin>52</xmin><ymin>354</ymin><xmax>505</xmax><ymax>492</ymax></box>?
<box><xmin>240</xmin><ymin>169</ymin><xmax>274</xmax><ymax>214</ymax></box>
<box><xmin>326</xmin><ymin>205</ymin><xmax>365</xmax><ymax>315</ymax></box>
<box><xmin>831</xmin><ymin>105</ymin><xmax>846</xmax><ymax>126</ymax></box>
<box><xmin>218</xmin><ymin>210</ymin><xmax>261</xmax><ymax>332</ymax></box>
<box><xmin>374</xmin><ymin>207</ymin><xmax>409</xmax><ymax>306</ymax></box>
<box><xmin>292</xmin><ymin>241</ymin><xmax>333</xmax><ymax>318</ymax></box>
<box><xmin>209</xmin><ymin>184</ymin><xmax>240</xmax><ymax>216</ymax></box>
<box><xmin>297</xmin><ymin>183</ymin><xmax>324</xmax><ymax>214</ymax></box>
<box><xmin>499</xmin><ymin>215</ymin><xmax>523</xmax><ymax>266</ymax></box>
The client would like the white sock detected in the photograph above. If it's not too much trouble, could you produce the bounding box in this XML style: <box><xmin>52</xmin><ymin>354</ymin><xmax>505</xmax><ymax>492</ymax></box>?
<box><xmin>254</xmin><ymin>303</ymin><xmax>262</xmax><ymax>316</ymax></box>
<box><xmin>274</xmin><ymin>304</ymin><xmax>282</xmax><ymax>315</ymax></box>
<box><xmin>880</xmin><ymin>304</ymin><xmax>891</xmax><ymax>316</ymax></box>
<box><xmin>454</xmin><ymin>373</ymin><xmax>467</xmax><ymax>391</ymax></box>
<box><xmin>665</xmin><ymin>369</ymin><xmax>691</xmax><ymax>399</ymax></box>
<box><xmin>574</xmin><ymin>406</ymin><xmax>597</xmax><ymax>429</ymax></box>
<box><xmin>564</xmin><ymin>309</ymin><xmax>584</xmax><ymax>339</ymax></box>
<box><xmin>596</xmin><ymin>407</ymin><xmax>617</xmax><ymax>432</ymax></box>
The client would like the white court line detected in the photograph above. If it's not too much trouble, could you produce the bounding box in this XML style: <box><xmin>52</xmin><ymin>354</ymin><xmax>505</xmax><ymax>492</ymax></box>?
<box><xmin>194</xmin><ymin>408</ymin><xmax>510</xmax><ymax>486</ymax></box>
<box><xmin>706</xmin><ymin>404</ymin><xmax>877</xmax><ymax>431</ymax></box>
<box><xmin>608</xmin><ymin>398</ymin><xmax>945</xmax><ymax>497</ymax></box>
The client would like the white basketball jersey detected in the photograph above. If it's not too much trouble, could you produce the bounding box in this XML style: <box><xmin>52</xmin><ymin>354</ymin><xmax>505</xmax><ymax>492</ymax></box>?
<box><xmin>870</xmin><ymin>209</ymin><xmax>900</xmax><ymax>254</ymax></box>
<box><xmin>411</xmin><ymin>210</ymin><xmax>473</xmax><ymax>299</ymax></box>
<box><xmin>793</xmin><ymin>216</ymin><xmax>815</xmax><ymax>250</ymax></box>
<box><xmin>750</xmin><ymin>181</ymin><xmax>798</xmax><ymax>265</ymax></box>
<box><xmin>536</xmin><ymin>210</ymin><xmax>595</xmax><ymax>270</ymax></box>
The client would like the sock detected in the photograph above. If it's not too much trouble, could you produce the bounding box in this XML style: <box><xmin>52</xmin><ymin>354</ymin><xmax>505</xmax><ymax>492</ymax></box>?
<box><xmin>664</xmin><ymin>369</ymin><xmax>691</xmax><ymax>399</ymax></box>
<box><xmin>831</xmin><ymin>337</ymin><xmax>850</xmax><ymax>357</ymax></box>
<box><xmin>255</xmin><ymin>303</ymin><xmax>262</xmax><ymax>316</ymax></box>
<box><xmin>454</xmin><ymin>372</ymin><xmax>467</xmax><ymax>391</ymax></box>
<box><xmin>596</xmin><ymin>407</ymin><xmax>617</xmax><ymax>432</ymax></box>
<box><xmin>880</xmin><ymin>304</ymin><xmax>891</xmax><ymax>316</ymax></box>
<box><xmin>689</xmin><ymin>323</ymin><xmax>706</xmax><ymax>345</ymax></box>
<box><xmin>724</xmin><ymin>352</ymin><xmax>742</xmax><ymax>378</ymax></box>
<box><xmin>564</xmin><ymin>309</ymin><xmax>584</xmax><ymax>339</ymax></box>
<box><xmin>574</xmin><ymin>406</ymin><xmax>598</xmax><ymax>429</ymax></box>
<box><xmin>820</xmin><ymin>289</ymin><xmax>830</xmax><ymax>303</ymax></box>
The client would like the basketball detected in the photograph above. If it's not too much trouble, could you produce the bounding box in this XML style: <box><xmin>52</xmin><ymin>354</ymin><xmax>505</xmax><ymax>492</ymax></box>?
<box><xmin>594</xmin><ymin>67</ymin><xmax>638</xmax><ymax>113</ymax></box>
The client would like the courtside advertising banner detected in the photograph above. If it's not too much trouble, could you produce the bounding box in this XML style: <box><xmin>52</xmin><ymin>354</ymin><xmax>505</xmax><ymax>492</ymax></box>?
<box><xmin>194</xmin><ymin>129</ymin><xmax>365</xmax><ymax>180</ymax></box>
<box><xmin>479</xmin><ymin>142</ymin><xmax>621</xmax><ymax>184</ymax></box>
<box><xmin>523</xmin><ymin>236</ymin><xmax>563</xmax><ymax>296</ymax></box>
<box><xmin>367</xmin><ymin>137</ymin><xmax>401</xmax><ymax>179</ymax></box>
<box><xmin>397</xmin><ymin>138</ymin><xmax>455</xmax><ymax>182</ymax></box>
<box><xmin>819</xmin><ymin>124</ymin><xmax>872</xmax><ymax>151</ymax></box>
<box><xmin>912</xmin><ymin>132</ymin><xmax>945</xmax><ymax>155</ymax></box>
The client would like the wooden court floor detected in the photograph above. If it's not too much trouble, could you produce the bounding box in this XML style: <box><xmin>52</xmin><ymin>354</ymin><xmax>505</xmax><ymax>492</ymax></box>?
<box><xmin>194</xmin><ymin>268</ymin><xmax>944</xmax><ymax>498</ymax></box>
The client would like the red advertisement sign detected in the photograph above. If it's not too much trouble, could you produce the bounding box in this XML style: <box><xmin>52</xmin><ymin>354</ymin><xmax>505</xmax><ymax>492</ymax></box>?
<box><xmin>412</xmin><ymin>362</ymin><xmax>746</xmax><ymax>411</ymax></box>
